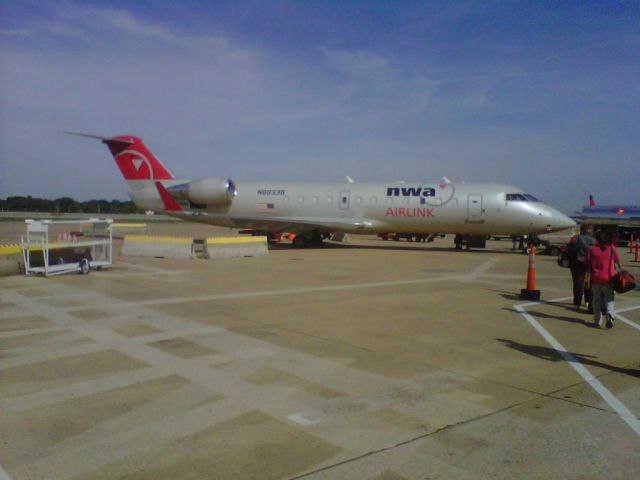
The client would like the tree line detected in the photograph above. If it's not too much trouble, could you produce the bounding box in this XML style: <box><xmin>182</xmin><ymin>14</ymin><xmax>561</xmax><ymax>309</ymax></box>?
<box><xmin>0</xmin><ymin>196</ymin><xmax>142</xmax><ymax>214</ymax></box>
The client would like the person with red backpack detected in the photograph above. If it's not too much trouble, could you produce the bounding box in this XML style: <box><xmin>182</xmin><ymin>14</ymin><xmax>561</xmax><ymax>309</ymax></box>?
<box><xmin>586</xmin><ymin>231</ymin><xmax>621</xmax><ymax>328</ymax></box>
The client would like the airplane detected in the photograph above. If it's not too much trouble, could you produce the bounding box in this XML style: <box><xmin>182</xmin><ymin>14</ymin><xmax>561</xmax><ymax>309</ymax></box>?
<box><xmin>573</xmin><ymin>201</ymin><xmax>640</xmax><ymax>226</ymax></box>
<box><xmin>69</xmin><ymin>133</ymin><xmax>576</xmax><ymax>248</ymax></box>
<box><xmin>571</xmin><ymin>196</ymin><xmax>640</xmax><ymax>245</ymax></box>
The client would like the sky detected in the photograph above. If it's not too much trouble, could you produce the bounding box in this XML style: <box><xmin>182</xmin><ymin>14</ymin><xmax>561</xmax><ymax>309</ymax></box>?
<box><xmin>0</xmin><ymin>0</ymin><xmax>638</xmax><ymax>213</ymax></box>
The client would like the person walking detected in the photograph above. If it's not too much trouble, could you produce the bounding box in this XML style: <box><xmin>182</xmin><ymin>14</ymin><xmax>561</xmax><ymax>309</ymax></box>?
<box><xmin>586</xmin><ymin>231</ymin><xmax>621</xmax><ymax>328</ymax></box>
<box><xmin>568</xmin><ymin>224</ymin><xmax>596</xmax><ymax>311</ymax></box>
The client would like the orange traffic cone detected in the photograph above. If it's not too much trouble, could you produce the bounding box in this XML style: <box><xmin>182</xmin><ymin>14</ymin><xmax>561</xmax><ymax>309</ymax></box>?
<box><xmin>520</xmin><ymin>244</ymin><xmax>541</xmax><ymax>300</ymax></box>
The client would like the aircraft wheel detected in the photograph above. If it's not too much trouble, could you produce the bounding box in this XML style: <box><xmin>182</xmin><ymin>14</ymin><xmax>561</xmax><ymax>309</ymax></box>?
<box><xmin>311</xmin><ymin>234</ymin><xmax>324</xmax><ymax>247</ymax></box>
<box><xmin>292</xmin><ymin>235</ymin><xmax>307</xmax><ymax>248</ymax></box>
<box><xmin>548</xmin><ymin>245</ymin><xmax>560</xmax><ymax>256</ymax></box>
<box><xmin>79</xmin><ymin>258</ymin><xmax>90</xmax><ymax>275</ymax></box>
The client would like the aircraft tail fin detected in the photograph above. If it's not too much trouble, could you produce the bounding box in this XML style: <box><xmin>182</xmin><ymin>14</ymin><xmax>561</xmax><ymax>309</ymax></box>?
<box><xmin>66</xmin><ymin>132</ymin><xmax>175</xmax><ymax>181</ymax></box>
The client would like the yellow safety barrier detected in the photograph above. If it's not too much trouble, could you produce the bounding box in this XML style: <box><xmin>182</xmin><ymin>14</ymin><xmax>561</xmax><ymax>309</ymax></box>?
<box><xmin>206</xmin><ymin>236</ymin><xmax>268</xmax><ymax>244</ymax></box>
<box><xmin>124</xmin><ymin>235</ymin><xmax>192</xmax><ymax>244</ymax></box>
<box><xmin>0</xmin><ymin>244</ymin><xmax>22</xmax><ymax>256</ymax></box>
<box><xmin>113</xmin><ymin>223</ymin><xmax>147</xmax><ymax>228</ymax></box>
<box><xmin>121</xmin><ymin>235</ymin><xmax>194</xmax><ymax>258</ymax></box>
<box><xmin>0</xmin><ymin>244</ymin><xmax>22</xmax><ymax>276</ymax></box>
<box><xmin>204</xmin><ymin>236</ymin><xmax>268</xmax><ymax>259</ymax></box>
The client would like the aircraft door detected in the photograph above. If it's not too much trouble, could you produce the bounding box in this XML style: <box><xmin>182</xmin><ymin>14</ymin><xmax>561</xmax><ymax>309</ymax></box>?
<box><xmin>467</xmin><ymin>194</ymin><xmax>484</xmax><ymax>223</ymax></box>
<box><xmin>339</xmin><ymin>190</ymin><xmax>350</xmax><ymax>210</ymax></box>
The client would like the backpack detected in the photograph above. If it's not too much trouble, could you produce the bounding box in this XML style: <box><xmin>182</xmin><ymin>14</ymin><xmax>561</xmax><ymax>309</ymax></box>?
<box><xmin>563</xmin><ymin>236</ymin><xmax>578</xmax><ymax>266</ymax></box>
<box><xmin>611</xmin><ymin>271</ymin><xmax>637</xmax><ymax>294</ymax></box>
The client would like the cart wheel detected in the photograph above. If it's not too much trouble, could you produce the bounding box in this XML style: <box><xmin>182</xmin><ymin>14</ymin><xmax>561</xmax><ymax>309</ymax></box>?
<box><xmin>79</xmin><ymin>258</ymin><xmax>90</xmax><ymax>275</ymax></box>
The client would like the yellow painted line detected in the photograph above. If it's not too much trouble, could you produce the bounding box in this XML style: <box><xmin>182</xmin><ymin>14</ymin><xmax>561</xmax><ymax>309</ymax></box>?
<box><xmin>113</xmin><ymin>223</ymin><xmax>147</xmax><ymax>228</ymax></box>
<box><xmin>206</xmin><ymin>236</ymin><xmax>267</xmax><ymax>244</ymax></box>
<box><xmin>0</xmin><ymin>245</ymin><xmax>22</xmax><ymax>256</ymax></box>
<box><xmin>125</xmin><ymin>235</ymin><xmax>192</xmax><ymax>244</ymax></box>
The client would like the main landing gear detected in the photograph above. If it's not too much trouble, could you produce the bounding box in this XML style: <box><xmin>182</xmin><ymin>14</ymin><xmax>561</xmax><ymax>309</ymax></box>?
<box><xmin>292</xmin><ymin>232</ymin><xmax>325</xmax><ymax>248</ymax></box>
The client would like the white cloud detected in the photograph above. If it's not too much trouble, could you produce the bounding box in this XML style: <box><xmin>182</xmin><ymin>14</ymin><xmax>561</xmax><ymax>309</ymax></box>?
<box><xmin>0</xmin><ymin>5</ymin><xmax>363</xmax><ymax>198</ymax></box>
<box><xmin>320</xmin><ymin>48</ymin><xmax>389</xmax><ymax>78</ymax></box>
<box><xmin>89</xmin><ymin>8</ymin><xmax>173</xmax><ymax>39</ymax></box>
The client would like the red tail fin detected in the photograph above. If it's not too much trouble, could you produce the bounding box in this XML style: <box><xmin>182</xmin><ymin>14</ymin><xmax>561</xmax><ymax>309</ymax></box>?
<box><xmin>103</xmin><ymin>136</ymin><xmax>174</xmax><ymax>180</ymax></box>
<box><xmin>66</xmin><ymin>132</ymin><xmax>175</xmax><ymax>180</ymax></box>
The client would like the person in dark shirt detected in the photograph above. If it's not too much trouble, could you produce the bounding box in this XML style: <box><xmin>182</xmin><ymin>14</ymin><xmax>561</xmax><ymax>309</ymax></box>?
<box><xmin>568</xmin><ymin>224</ymin><xmax>596</xmax><ymax>311</ymax></box>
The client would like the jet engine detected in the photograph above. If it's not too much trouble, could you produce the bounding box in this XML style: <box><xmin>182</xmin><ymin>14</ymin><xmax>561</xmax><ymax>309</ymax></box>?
<box><xmin>167</xmin><ymin>177</ymin><xmax>237</xmax><ymax>206</ymax></box>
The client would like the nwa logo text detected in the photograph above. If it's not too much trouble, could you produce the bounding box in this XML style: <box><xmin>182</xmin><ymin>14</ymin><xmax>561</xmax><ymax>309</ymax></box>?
<box><xmin>386</xmin><ymin>187</ymin><xmax>436</xmax><ymax>198</ymax></box>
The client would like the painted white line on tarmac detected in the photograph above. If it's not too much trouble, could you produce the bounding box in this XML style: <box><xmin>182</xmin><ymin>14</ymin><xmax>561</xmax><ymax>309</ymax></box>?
<box><xmin>62</xmin><ymin>274</ymin><xmax>462</xmax><ymax>311</ymax></box>
<box><xmin>548</xmin><ymin>298</ymin><xmax>640</xmax><ymax>332</ymax></box>
<box><xmin>460</xmin><ymin>259</ymin><xmax>497</xmax><ymax>283</ymax></box>
<box><xmin>61</xmin><ymin>261</ymin><xmax>498</xmax><ymax>312</ymax></box>
<box><xmin>529</xmin><ymin>297</ymin><xmax>640</xmax><ymax>332</ymax></box>
<box><xmin>615</xmin><ymin>304</ymin><xmax>640</xmax><ymax>314</ymax></box>
<box><xmin>514</xmin><ymin>301</ymin><xmax>640</xmax><ymax>438</ymax></box>
<box><xmin>613</xmin><ymin>312</ymin><xmax>640</xmax><ymax>332</ymax></box>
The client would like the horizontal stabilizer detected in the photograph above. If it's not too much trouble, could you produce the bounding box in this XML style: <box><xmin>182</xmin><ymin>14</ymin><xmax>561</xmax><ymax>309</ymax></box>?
<box><xmin>65</xmin><ymin>131</ymin><xmax>135</xmax><ymax>147</ymax></box>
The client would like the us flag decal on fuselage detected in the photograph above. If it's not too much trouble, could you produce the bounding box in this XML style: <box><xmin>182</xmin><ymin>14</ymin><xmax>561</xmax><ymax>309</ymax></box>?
<box><xmin>256</xmin><ymin>203</ymin><xmax>275</xmax><ymax>212</ymax></box>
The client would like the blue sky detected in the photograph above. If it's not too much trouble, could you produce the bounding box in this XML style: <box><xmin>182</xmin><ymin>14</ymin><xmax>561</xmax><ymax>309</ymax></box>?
<box><xmin>1</xmin><ymin>0</ymin><xmax>638</xmax><ymax>212</ymax></box>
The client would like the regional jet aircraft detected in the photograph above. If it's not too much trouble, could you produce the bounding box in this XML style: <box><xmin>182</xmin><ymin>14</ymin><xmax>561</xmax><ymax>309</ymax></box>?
<box><xmin>571</xmin><ymin>197</ymin><xmax>640</xmax><ymax>246</ymax></box>
<box><xmin>71</xmin><ymin>133</ymin><xmax>575</xmax><ymax>247</ymax></box>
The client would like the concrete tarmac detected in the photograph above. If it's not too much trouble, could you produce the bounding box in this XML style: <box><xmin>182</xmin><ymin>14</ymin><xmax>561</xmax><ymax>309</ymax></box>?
<box><xmin>1</xmin><ymin>221</ymin><xmax>639</xmax><ymax>479</ymax></box>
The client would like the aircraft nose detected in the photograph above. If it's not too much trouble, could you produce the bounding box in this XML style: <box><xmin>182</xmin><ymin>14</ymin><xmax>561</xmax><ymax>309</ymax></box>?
<box><xmin>546</xmin><ymin>209</ymin><xmax>576</xmax><ymax>232</ymax></box>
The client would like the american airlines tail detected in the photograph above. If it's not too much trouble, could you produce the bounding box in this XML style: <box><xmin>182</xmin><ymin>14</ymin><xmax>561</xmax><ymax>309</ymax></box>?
<box><xmin>68</xmin><ymin>133</ymin><xmax>181</xmax><ymax>211</ymax></box>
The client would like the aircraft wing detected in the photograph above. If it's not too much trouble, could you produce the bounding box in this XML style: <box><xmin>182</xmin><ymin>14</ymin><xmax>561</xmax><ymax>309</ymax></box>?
<box><xmin>572</xmin><ymin>213</ymin><xmax>640</xmax><ymax>227</ymax></box>
<box><xmin>169</xmin><ymin>211</ymin><xmax>388</xmax><ymax>234</ymax></box>
<box><xmin>572</xmin><ymin>206</ymin><xmax>640</xmax><ymax>227</ymax></box>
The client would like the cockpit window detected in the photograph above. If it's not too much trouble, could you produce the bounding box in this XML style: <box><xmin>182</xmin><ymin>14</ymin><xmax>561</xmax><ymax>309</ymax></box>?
<box><xmin>506</xmin><ymin>193</ymin><xmax>527</xmax><ymax>201</ymax></box>
<box><xmin>506</xmin><ymin>193</ymin><xmax>540</xmax><ymax>202</ymax></box>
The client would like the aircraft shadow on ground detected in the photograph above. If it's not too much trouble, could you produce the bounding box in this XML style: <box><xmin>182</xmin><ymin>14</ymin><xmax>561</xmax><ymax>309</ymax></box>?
<box><xmin>270</xmin><ymin>241</ymin><xmax>528</xmax><ymax>254</ymax></box>
<box><xmin>496</xmin><ymin>338</ymin><xmax>640</xmax><ymax>378</ymax></box>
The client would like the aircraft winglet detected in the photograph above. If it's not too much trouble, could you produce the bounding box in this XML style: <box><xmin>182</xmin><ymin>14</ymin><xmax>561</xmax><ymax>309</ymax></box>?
<box><xmin>65</xmin><ymin>131</ymin><xmax>135</xmax><ymax>147</ymax></box>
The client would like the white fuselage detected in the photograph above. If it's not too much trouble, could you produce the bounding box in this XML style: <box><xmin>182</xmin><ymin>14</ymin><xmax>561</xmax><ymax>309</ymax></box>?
<box><xmin>130</xmin><ymin>180</ymin><xmax>576</xmax><ymax>236</ymax></box>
